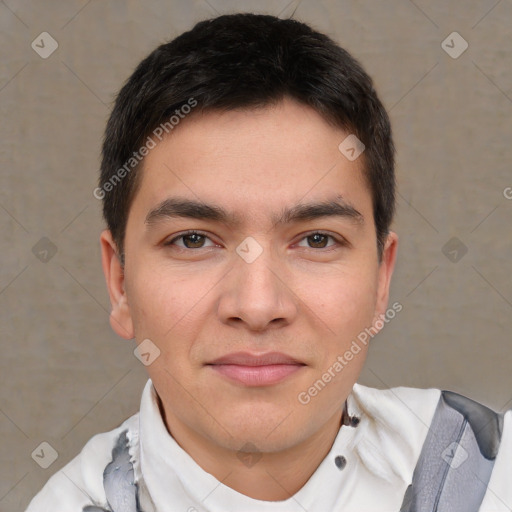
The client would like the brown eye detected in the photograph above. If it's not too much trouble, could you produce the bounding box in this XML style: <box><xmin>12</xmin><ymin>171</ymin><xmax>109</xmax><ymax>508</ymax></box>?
<box><xmin>165</xmin><ymin>231</ymin><xmax>215</xmax><ymax>249</ymax></box>
<box><xmin>181</xmin><ymin>233</ymin><xmax>206</xmax><ymax>248</ymax></box>
<box><xmin>307</xmin><ymin>233</ymin><xmax>330</xmax><ymax>248</ymax></box>
<box><xmin>297</xmin><ymin>232</ymin><xmax>340</xmax><ymax>249</ymax></box>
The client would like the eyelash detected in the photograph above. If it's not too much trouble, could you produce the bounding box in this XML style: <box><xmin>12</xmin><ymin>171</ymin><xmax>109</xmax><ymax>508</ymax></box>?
<box><xmin>164</xmin><ymin>230</ymin><xmax>347</xmax><ymax>251</ymax></box>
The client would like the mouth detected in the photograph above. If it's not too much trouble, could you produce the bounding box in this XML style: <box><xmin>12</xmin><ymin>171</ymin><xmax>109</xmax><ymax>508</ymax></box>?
<box><xmin>206</xmin><ymin>351</ymin><xmax>306</xmax><ymax>387</ymax></box>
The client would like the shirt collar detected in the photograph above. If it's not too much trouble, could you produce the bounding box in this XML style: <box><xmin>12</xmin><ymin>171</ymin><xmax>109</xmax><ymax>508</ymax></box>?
<box><xmin>138</xmin><ymin>378</ymin><xmax>362</xmax><ymax>512</ymax></box>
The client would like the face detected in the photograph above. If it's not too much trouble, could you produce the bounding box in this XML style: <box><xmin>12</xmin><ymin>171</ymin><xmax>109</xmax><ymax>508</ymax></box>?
<box><xmin>101</xmin><ymin>97</ymin><xmax>397</xmax><ymax>455</ymax></box>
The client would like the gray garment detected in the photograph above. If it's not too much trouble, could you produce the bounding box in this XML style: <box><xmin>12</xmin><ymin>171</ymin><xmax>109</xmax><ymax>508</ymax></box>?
<box><xmin>84</xmin><ymin>390</ymin><xmax>504</xmax><ymax>512</ymax></box>
<box><xmin>83</xmin><ymin>430</ymin><xmax>143</xmax><ymax>512</ymax></box>
<box><xmin>400</xmin><ymin>390</ymin><xmax>503</xmax><ymax>512</ymax></box>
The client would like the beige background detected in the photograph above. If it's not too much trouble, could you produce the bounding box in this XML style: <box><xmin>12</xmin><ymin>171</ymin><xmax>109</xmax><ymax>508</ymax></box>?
<box><xmin>1</xmin><ymin>0</ymin><xmax>511</xmax><ymax>509</ymax></box>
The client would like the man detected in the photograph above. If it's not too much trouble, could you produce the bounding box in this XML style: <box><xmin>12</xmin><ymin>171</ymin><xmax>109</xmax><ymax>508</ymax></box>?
<box><xmin>26</xmin><ymin>12</ymin><xmax>511</xmax><ymax>512</ymax></box>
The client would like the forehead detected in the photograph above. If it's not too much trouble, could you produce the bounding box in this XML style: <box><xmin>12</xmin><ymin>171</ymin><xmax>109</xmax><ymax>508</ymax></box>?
<box><xmin>129</xmin><ymin>97</ymin><xmax>372</xmax><ymax>228</ymax></box>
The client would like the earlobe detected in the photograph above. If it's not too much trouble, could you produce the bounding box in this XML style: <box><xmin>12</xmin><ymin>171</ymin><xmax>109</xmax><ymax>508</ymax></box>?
<box><xmin>373</xmin><ymin>231</ymin><xmax>399</xmax><ymax>326</ymax></box>
<box><xmin>100</xmin><ymin>230</ymin><xmax>134</xmax><ymax>340</ymax></box>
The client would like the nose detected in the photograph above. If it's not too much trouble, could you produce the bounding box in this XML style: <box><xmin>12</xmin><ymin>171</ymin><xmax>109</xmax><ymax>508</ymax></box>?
<box><xmin>217</xmin><ymin>239</ymin><xmax>299</xmax><ymax>332</ymax></box>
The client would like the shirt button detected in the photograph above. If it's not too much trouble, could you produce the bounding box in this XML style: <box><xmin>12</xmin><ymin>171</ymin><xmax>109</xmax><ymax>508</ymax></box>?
<box><xmin>335</xmin><ymin>455</ymin><xmax>347</xmax><ymax>470</ymax></box>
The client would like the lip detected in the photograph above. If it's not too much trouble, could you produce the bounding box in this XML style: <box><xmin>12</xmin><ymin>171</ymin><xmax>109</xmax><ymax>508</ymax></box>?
<box><xmin>207</xmin><ymin>351</ymin><xmax>306</xmax><ymax>387</ymax></box>
<box><xmin>208</xmin><ymin>351</ymin><xmax>304</xmax><ymax>366</ymax></box>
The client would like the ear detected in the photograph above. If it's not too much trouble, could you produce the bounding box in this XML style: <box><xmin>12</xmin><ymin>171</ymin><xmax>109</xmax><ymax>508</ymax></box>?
<box><xmin>100</xmin><ymin>229</ymin><xmax>134</xmax><ymax>340</ymax></box>
<box><xmin>373</xmin><ymin>231</ymin><xmax>399</xmax><ymax>325</ymax></box>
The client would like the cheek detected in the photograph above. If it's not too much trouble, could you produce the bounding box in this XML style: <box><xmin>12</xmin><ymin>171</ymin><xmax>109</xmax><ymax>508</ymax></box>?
<box><xmin>338</xmin><ymin>278</ymin><xmax>377</xmax><ymax>326</ymax></box>
<box><xmin>299</xmin><ymin>267</ymin><xmax>378</xmax><ymax>332</ymax></box>
<box><xmin>126</xmin><ymin>266</ymin><xmax>202</xmax><ymax>339</ymax></box>
<box><xmin>302</xmin><ymin>273</ymin><xmax>376</xmax><ymax>379</ymax></box>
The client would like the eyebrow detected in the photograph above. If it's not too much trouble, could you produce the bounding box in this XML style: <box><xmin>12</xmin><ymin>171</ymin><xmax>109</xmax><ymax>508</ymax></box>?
<box><xmin>145</xmin><ymin>195</ymin><xmax>364</xmax><ymax>229</ymax></box>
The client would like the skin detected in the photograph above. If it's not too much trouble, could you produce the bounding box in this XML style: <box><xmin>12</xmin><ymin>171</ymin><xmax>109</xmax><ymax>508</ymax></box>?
<box><xmin>101</xmin><ymin>96</ymin><xmax>398</xmax><ymax>501</ymax></box>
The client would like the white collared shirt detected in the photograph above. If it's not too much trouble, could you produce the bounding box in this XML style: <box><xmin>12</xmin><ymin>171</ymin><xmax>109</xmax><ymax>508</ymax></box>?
<box><xmin>25</xmin><ymin>379</ymin><xmax>512</xmax><ymax>511</ymax></box>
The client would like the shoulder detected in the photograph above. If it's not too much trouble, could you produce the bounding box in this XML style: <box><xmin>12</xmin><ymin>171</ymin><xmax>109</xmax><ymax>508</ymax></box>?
<box><xmin>347</xmin><ymin>383</ymin><xmax>442</xmax><ymax>483</ymax></box>
<box><xmin>350</xmin><ymin>382</ymin><xmax>442</xmax><ymax>436</ymax></box>
<box><xmin>349</xmin><ymin>382</ymin><xmax>507</xmax><ymax>458</ymax></box>
<box><xmin>349</xmin><ymin>383</ymin><xmax>512</xmax><ymax>510</ymax></box>
<box><xmin>25</xmin><ymin>413</ymin><xmax>140</xmax><ymax>512</ymax></box>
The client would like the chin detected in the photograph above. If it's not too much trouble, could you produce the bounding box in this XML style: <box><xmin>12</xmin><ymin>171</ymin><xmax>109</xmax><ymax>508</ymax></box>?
<box><xmin>214</xmin><ymin>409</ymin><xmax>308</xmax><ymax>450</ymax></box>
<box><xmin>221</xmin><ymin>428</ymin><xmax>302</xmax><ymax>454</ymax></box>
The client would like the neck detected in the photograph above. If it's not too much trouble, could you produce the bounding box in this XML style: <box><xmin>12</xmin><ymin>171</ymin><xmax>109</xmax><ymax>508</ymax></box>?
<box><xmin>160</xmin><ymin>403</ymin><xmax>344</xmax><ymax>501</ymax></box>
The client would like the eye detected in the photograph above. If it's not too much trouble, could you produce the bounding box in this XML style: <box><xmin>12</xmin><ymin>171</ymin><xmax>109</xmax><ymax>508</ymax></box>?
<box><xmin>164</xmin><ymin>230</ymin><xmax>217</xmax><ymax>249</ymax></box>
<box><xmin>296</xmin><ymin>232</ymin><xmax>343</xmax><ymax>249</ymax></box>
<box><xmin>163</xmin><ymin>230</ymin><xmax>346</xmax><ymax>251</ymax></box>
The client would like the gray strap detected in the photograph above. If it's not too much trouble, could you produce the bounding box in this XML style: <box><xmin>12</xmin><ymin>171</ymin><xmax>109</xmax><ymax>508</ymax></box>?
<box><xmin>400</xmin><ymin>390</ymin><xmax>503</xmax><ymax>512</ymax></box>
<box><xmin>82</xmin><ymin>430</ymin><xmax>143</xmax><ymax>512</ymax></box>
<box><xmin>102</xmin><ymin>429</ymin><xmax>142</xmax><ymax>512</ymax></box>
